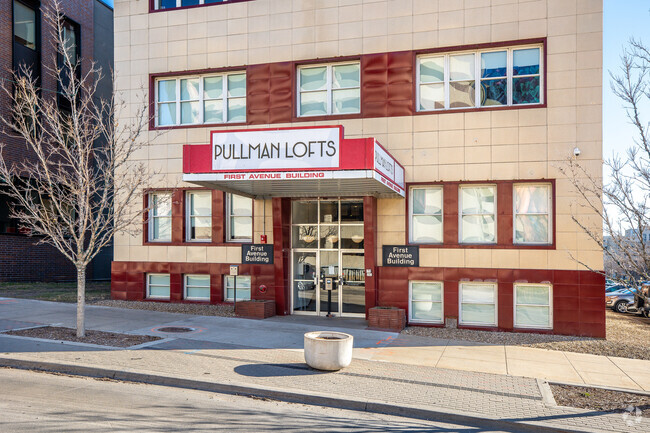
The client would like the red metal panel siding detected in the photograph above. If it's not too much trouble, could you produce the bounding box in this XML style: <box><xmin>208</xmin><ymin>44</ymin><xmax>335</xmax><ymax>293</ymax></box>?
<box><xmin>246</xmin><ymin>62</ymin><xmax>293</xmax><ymax>125</ymax></box>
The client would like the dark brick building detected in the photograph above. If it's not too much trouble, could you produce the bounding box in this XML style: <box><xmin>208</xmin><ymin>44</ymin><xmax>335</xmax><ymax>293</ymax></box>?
<box><xmin>0</xmin><ymin>0</ymin><xmax>114</xmax><ymax>282</ymax></box>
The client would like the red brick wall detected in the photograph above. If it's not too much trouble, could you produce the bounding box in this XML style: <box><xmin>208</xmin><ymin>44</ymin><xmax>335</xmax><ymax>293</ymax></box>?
<box><xmin>0</xmin><ymin>234</ymin><xmax>77</xmax><ymax>281</ymax></box>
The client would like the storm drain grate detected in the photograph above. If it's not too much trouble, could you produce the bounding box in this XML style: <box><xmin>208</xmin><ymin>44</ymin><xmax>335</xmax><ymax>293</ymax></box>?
<box><xmin>157</xmin><ymin>327</ymin><xmax>196</xmax><ymax>333</ymax></box>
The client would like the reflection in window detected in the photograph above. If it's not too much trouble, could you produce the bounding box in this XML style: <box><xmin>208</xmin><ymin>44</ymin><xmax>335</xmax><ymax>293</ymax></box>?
<box><xmin>14</xmin><ymin>1</ymin><xmax>36</xmax><ymax>50</ymax></box>
<box><xmin>515</xmin><ymin>284</ymin><xmax>551</xmax><ymax>328</ymax></box>
<box><xmin>410</xmin><ymin>281</ymin><xmax>443</xmax><ymax>323</ymax></box>
<box><xmin>460</xmin><ymin>186</ymin><xmax>496</xmax><ymax>244</ymax></box>
<box><xmin>514</xmin><ymin>184</ymin><xmax>551</xmax><ymax>244</ymax></box>
<box><xmin>186</xmin><ymin>191</ymin><xmax>211</xmax><ymax>241</ymax></box>
<box><xmin>481</xmin><ymin>51</ymin><xmax>507</xmax><ymax>106</ymax></box>
<box><xmin>149</xmin><ymin>192</ymin><xmax>172</xmax><ymax>242</ymax></box>
<box><xmin>227</xmin><ymin>193</ymin><xmax>252</xmax><ymax>242</ymax></box>
<box><xmin>460</xmin><ymin>283</ymin><xmax>497</xmax><ymax>326</ymax></box>
<box><xmin>298</xmin><ymin>63</ymin><xmax>360</xmax><ymax>117</ymax></box>
<box><xmin>185</xmin><ymin>274</ymin><xmax>210</xmax><ymax>300</ymax></box>
<box><xmin>225</xmin><ymin>275</ymin><xmax>251</xmax><ymax>301</ymax></box>
<box><xmin>156</xmin><ymin>0</ymin><xmax>231</xmax><ymax>9</ymax></box>
<box><xmin>410</xmin><ymin>187</ymin><xmax>443</xmax><ymax>243</ymax></box>
<box><xmin>513</xmin><ymin>48</ymin><xmax>541</xmax><ymax>104</ymax></box>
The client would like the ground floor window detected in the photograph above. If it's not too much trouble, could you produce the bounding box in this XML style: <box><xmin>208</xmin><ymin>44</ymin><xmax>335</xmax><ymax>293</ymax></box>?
<box><xmin>147</xmin><ymin>274</ymin><xmax>170</xmax><ymax>299</ymax></box>
<box><xmin>409</xmin><ymin>281</ymin><xmax>444</xmax><ymax>323</ymax></box>
<box><xmin>514</xmin><ymin>284</ymin><xmax>552</xmax><ymax>329</ymax></box>
<box><xmin>184</xmin><ymin>274</ymin><xmax>210</xmax><ymax>301</ymax></box>
<box><xmin>459</xmin><ymin>282</ymin><xmax>497</xmax><ymax>326</ymax></box>
<box><xmin>224</xmin><ymin>275</ymin><xmax>251</xmax><ymax>301</ymax></box>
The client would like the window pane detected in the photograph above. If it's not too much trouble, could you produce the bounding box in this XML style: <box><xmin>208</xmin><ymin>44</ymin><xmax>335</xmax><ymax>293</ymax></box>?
<box><xmin>204</xmin><ymin>99</ymin><xmax>224</xmax><ymax>123</ymax></box>
<box><xmin>181</xmin><ymin>101</ymin><xmax>200</xmax><ymax>124</ymax></box>
<box><xmin>300</xmin><ymin>91</ymin><xmax>327</xmax><ymax>116</ymax></box>
<box><xmin>450</xmin><ymin>54</ymin><xmax>475</xmax><ymax>81</ymax></box>
<box><xmin>412</xmin><ymin>215</ymin><xmax>442</xmax><ymax>243</ymax></box>
<box><xmin>153</xmin><ymin>195</ymin><xmax>172</xmax><ymax>217</ymax></box>
<box><xmin>158</xmin><ymin>80</ymin><xmax>176</xmax><ymax>102</ymax></box>
<box><xmin>515</xmin><ymin>185</ymin><xmax>549</xmax><ymax>214</ymax></box>
<box><xmin>513</xmin><ymin>48</ymin><xmax>540</xmax><ymax>75</ymax></box>
<box><xmin>187</xmin><ymin>286</ymin><xmax>210</xmax><ymax>299</ymax></box>
<box><xmin>158</xmin><ymin>103</ymin><xmax>176</xmax><ymax>126</ymax></box>
<box><xmin>412</xmin><ymin>282</ymin><xmax>442</xmax><ymax>302</ymax></box>
<box><xmin>513</xmin><ymin>76</ymin><xmax>540</xmax><ymax>104</ymax></box>
<box><xmin>149</xmin><ymin>274</ymin><xmax>170</xmax><ymax>286</ymax></box>
<box><xmin>320</xmin><ymin>201</ymin><xmax>338</xmax><ymax>223</ymax></box>
<box><xmin>461</xmin><ymin>215</ymin><xmax>495</xmax><ymax>243</ymax></box>
<box><xmin>300</xmin><ymin>67</ymin><xmax>327</xmax><ymax>91</ymax></box>
<box><xmin>231</xmin><ymin>216</ymin><xmax>252</xmax><ymax>239</ymax></box>
<box><xmin>319</xmin><ymin>225</ymin><xmax>339</xmax><ymax>249</ymax></box>
<box><xmin>14</xmin><ymin>1</ymin><xmax>36</xmax><ymax>50</ymax></box>
<box><xmin>227</xmin><ymin>98</ymin><xmax>246</xmax><ymax>122</ymax></box>
<box><xmin>181</xmin><ymin>0</ymin><xmax>200</xmax><ymax>6</ymax></box>
<box><xmin>481</xmin><ymin>51</ymin><xmax>506</xmax><ymax>78</ymax></box>
<box><xmin>203</xmin><ymin>76</ymin><xmax>223</xmax><ymax>99</ymax></box>
<box><xmin>153</xmin><ymin>217</ymin><xmax>171</xmax><ymax>240</ymax></box>
<box><xmin>412</xmin><ymin>188</ymin><xmax>442</xmax><ymax>215</ymax></box>
<box><xmin>516</xmin><ymin>306</ymin><xmax>550</xmax><ymax>327</ymax></box>
<box><xmin>340</xmin><ymin>225</ymin><xmax>364</xmax><ymax>249</ymax></box>
<box><xmin>231</xmin><ymin>194</ymin><xmax>252</xmax><ymax>216</ymax></box>
<box><xmin>227</xmin><ymin>74</ymin><xmax>246</xmax><ymax>97</ymax></box>
<box><xmin>461</xmin><ymin>284</ymin><xmax>495</xmax><ymax>303</ymax></box>
<box><xmin>461</xmin><ymin>303</ymin><xmax>496</xmax><ymax>325</ymax></box>
<box><xmin>191</xmin><ymin>216</ymin><xmax>212</xmax><ymax>240</ymax></box>
<box><xmin>480</xmin><ymin>79</ymin><xmax>507</xmax><ymax>106</ymax></box>
<box><xmin>225</xmin><ymin>276</ymin><xmax>251</xmax><ymax>300</ymax></box>
<box><xmin>461</xmin><ymin>187</ymin><xmax>495</xmax><ymax>214</ymax></box>
<box><xmin>516</xmin><ymin>285</ymin><xmax>550</xmax><ymax>305</ymax></box>
<box><xmin>333</xmin><ymin>64</ymin><xmax>360</xmax><ymax>88</ymax></box>
<box><xmin>159</xmin><ymin>0</ymin><xmax>176</xmax><ymax>8</ymax></box>
<box><xmin>412</xmin><ymin>302</ymin><xmax>443</xmax><ymax>321</ymax></box>
<box><xmin>187</xmin><ymin>275</ymin><xmax>210</xmax><ymax>287</ymax></box>
<box><xmin>420</xmin><ymin>83</ymin><xmax>444</xmax><ymax>110</ymax></box>
<box><xmin>332</xmin><ymin>88</ymin><xmax>360</xmax><ymax>114</ymax></box>
<box><xmin>292</xmin><ymin>225</ymin><xmax>318</xmax><ymax>248</ymax></box>
<box><xmin>515</xmin><ymin>215</ymin><xmax>549</xmax><ymax>243</ymax></box>
<box><xmin>420</xmin><ymin>57</ymin><xmax>444</xmax><ymax>83</ymax></box>
<box><xmin>449</xmin><ymin>80</ymin><xmax>475</xmax><ymax>108</ymax></box>
<box><xmin>292</xmin><ymin>201</ymin><xmax>318</xmax><ymax>224</ymax></box>
<box><xmin>180</xmin><ymin>78</ymin><xmax>199</xmax><ymax>100</ymax></box>
<box><xmin>190</xmin><ymin>192</ymin><xmax>211</xmax><ymax>216</ymax></box>
<box><xmin>340</xmin><ymin>201</ymin><xmax>364</xmax><ymax>223</ymax></box>
<box><xmin>149</xmin><ymin>285</ymin><xmax>170</xmax><ymax>297</ymax></box>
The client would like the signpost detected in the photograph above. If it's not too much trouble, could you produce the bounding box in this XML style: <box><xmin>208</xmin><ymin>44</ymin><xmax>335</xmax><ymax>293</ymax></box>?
<box><xmin>230</xmin><ymin>265</ymin><xmax>239</xmax><ymax>310</ymax></box>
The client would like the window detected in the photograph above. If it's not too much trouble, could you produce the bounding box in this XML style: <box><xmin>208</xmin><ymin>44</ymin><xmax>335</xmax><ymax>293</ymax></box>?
<box><xmin>58</xmin><ymin>18</ymin><xmax>80</xmax><ymax>110</ymax></box>
<box><xmin>224</xmin><ymin>275</ymin><xmax>251</xmax><ymax>301</ymax></box>
<box><xmin>14</xmin><ymin>1</ymin><xmax>36</xmax><ymax>50</ymax></box>
<box><xmin>514</xmin><ymin>284</ymin><xmax>552</xmax><ymax>329</ymax></box>
<box><xmin>149</xmin><ymin>192</ymin><xmax>172</xmax><ymax>242</ymax></box>
<box><xmin>184</xmin><ymin>274</ymin><xmax>210</xmax><ymax>301</ymax></box>
<box><xmin>460</xmin><ymin>186</ymin><xmax>496</xmax><ymax>244</ymax></box>
<box><xmin>514</xmin><ymin>184</ymin><xmax>552</xmax><ymax>244</ymax></box>
<box><xmin>13</xmin><ymin>0</ymin><xmax>40</xmax><ymax>83</ymax></box>
<box><xmin>459</xmin><ymin>282</ymin><xmax>497</xmax><ymax>326</ymax></box>
<box><xmin>409</xmin><ymin>281</ymin><xmax>444</xmax><ymax>324</ymax></box>
<box><xmin>297</xmin><ymin>62</ymin><xmax>360</xmax><ymax>117</ymax></box>
<box><xmin>147</xmin><ymin>274</ymin><xmax>170</xmax><ymax>299</ymax></box>
<box><xmin>227</xmin><ymin>193</ymin><xmax>252</xmax><ymax>242</ymax></box>
<box><xmin>155</xmin><ymin>0</ymin><xmax>234</xmax><ymax>10</ymax></box>
<box><xmin>417</xmin><ymin>45</ymin><xmax>542</xmax><ymax>112</ymax></box>
<box><xmin>186</xmin><ymin>191</ymin><xmax>211</xmax><ymax>242</ymax></box>
<box><xmin>409</xmin><ymin>187</ymin><xmax>443</xmax><ymax>243</ymax></box>
<box><xmin>156</xmin><ymin>72</ymin><xmax>246</xmax><ymax>126</ymax></box>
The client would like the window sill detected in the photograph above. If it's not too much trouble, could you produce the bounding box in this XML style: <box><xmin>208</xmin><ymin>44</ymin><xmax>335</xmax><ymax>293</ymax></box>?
<box><xmin>151</xmin><ymin>121</ymin><xmax>247</xmax><ymax>131</ymax></box>
<box><xmin>410</xmin><ymin>243</ymin><xmax>556</xmax><ymax>250</ymax></box>
<box><xmin>149</xmin><ymin>0</ymin><xmax>254</xmax><ymax>14</ymax></box>
<box><xmin>143</xmin><ymin>241</ymin><xmax>251</xmax><ymax>247</ymax></box>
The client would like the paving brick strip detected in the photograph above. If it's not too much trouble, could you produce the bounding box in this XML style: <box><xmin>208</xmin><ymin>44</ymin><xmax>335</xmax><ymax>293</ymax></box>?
<box><xmin>0</xmin><ymin>345</ymin><xmax>642</xmax><ymax>433</ymax></box>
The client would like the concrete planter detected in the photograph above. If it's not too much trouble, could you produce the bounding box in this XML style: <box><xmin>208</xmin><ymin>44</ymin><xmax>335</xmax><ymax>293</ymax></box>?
<box><xmin>303</xmin><ymin>331</ymin><xmax>354</xmax><ymax>371</ymax></box>
<box><xmin>235</xmin><ymin>300</ymin><xmax>275</xmax><ymax>319</ymax></box>
<box><xmin>368</xmin><ymin>306</ymin><xmax>406</xmax><ymax>331</ymax></box>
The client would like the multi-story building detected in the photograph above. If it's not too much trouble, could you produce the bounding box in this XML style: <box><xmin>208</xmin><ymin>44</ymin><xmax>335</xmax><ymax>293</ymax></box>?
<box><xmin>112</xmin><ymin>0</ymin><xmax>604</xmax><ymax>337</ymax></box>
<box><xmin>0</xmin><ymin>0</ymin><xmax>114</xmax><ymax>281</ymax></box>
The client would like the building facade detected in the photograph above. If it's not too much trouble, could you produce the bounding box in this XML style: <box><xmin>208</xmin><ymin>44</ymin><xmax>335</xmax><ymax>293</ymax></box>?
<box><xmin>112</xmin><ymin>0</ymin><xmax>604</xmax><ymax>337</ymax></box>
<box><xmin>0</xmin><ymin>0</ymin><xmax>114</xmax><ymax>281</ymax></box>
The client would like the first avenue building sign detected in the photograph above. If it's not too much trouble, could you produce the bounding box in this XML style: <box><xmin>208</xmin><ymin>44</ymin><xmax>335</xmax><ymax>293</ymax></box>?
<box><xmin>212</xmin><ymin>127</ymin><xmax>340</xmax><ymax>171</ymax></box>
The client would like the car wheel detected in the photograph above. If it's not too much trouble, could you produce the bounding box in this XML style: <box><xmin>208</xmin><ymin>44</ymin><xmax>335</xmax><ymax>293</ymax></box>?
<box><xmin>614</xmin><ymin>301</ymin><xmax>628</xmax><ymax>313</ymax></box>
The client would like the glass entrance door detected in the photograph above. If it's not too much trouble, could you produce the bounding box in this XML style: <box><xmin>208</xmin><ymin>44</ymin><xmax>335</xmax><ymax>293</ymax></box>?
<box><xmin>291</xmin><ymin>199</ymin><xmax>365</xmax><ymax>317</ymax></box>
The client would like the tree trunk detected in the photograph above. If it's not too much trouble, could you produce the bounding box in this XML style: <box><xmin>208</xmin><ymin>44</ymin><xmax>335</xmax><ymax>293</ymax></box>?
<box><xmin>76</xmin><ymin>266</ymin><xmax>86</xmax><ymax>338</ymax></box>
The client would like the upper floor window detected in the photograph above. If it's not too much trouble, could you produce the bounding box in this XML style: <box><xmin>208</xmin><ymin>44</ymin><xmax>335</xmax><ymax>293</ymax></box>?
<box><xmin>297</xmin><ymin>62</ymin><xmax>360</xmax><ymax>117</ymax></box>
<box><xmin>459</xmin><ymin>185</ymin><xmax>496</xmax><ymax>244</ymax></box>
<box><xmin>186</xmin><ymin>191</ymin><xmax>212</xmax><ymax>242</ymax></box>
<box><xmin>155</xmin><ymin>72</ymin><xmax>246</xmax><ymax>127</ymax></box>
<box><xmin>154</xmin><ymin>0</ymin><xmax>232</xmax><ymax>10</ymax></box>
<box><xmin>417</xmin><ymin>45</ymin><xmax>542</xmax><ymax>112</ymax></box>
<box><xmin>514</xmin><ymin>184</ymin><xmax>552</xmax><ymax>244</ymax></box>
<box><xmin>14</xmin><ymin>1</ymin><xmax>36</xmax><ymax>50</ymax></box>
<box><xmin>409</xmin><ymin>186</ymin><xmax>443</xmax><ymax>244</ymax></box>
<box><xmin>58</xmin><ymin>18</ymin><xmax>80</xmax><ymax>111</ymax></box>
<box><xmin>227</xmin><ymin>193</ymin><xmax>252</xmax><ymax>242</ymax></box>
<box><xmin>149</xmin><ymin>192</ymin><xmax>172</xmax><ymax>242</ymax></box>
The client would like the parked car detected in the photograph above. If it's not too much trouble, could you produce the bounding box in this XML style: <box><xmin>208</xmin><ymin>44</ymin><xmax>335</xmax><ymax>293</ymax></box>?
<box><xmin>606</xmin><ymin>286</ymin><xmax>650</xmax><ymax>317</ymax></box>
<box><xmin>606</xmin><ymin>284</ymin><xmax>625</xmax><ymax>293</ymax></box>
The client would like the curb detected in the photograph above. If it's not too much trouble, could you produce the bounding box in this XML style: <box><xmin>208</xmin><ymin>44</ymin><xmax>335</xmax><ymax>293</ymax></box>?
<box><xmin>0</xmin><ymin>356</ymin><xmax>609</xmax><ymax>433</ymax></box>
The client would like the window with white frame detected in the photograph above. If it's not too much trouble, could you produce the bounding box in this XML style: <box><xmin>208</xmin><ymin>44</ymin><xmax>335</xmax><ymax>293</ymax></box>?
<box><xmin>298</xmin><ymin>62</ymin><xmax>360</xmax><ymax>117</ymax></box>
<box><xmin>409</xmin><ymin>281</ymin><xmax>444</xmax><ymax>323</ymax></box>
<box><xmin>154</xmin><ymin>0</ymin><xmax>241</xmax><ymax>10</ymax></box>
<box><xmin>147</xmin><ymin>274</ymin><xmax>170</xmax><ymax>299</ymax></box>
<box><xmin>186</xmin><ymin>191</ymin><xmax>212</xmax><ymax>242</ymax></box>
<box><xmin>409</xmin><ymin>187</ymin><xmax>443</xmax><ymax>243</ymax></box>
<box><xmin>514</xmin><ymin>184</ymin><xmax>552</xmax><ymax>244</ymax></box>
<box><xmin>459</xmin><ymin>282</ymin><xmax>497</xmax><ymax>326</ymax></box>
<box><xmin>514</xmin><ymin>284</ymin><xmax>552</xmax><ymax>329</ymax></box>
<box><xmin>417</xmin><ymin>45</ymin><xmax>542</xmax><ymax>111</ymax></box>
<box><xmin>149</xmin><ymin>192</ymin><xmax>172</xmax><ymax>242</ymax></box>
<box><xmin>184</xmin><ymin>274</ymin><xmax>210</xmax><ymax>301</ymax></box>
<box><xmin>460</xmin><ymin>185</ymin><xmax>496</xmax><ymax>244</ymax></box>
<box><xmin>156</xmin><ymin>72</ymin><xmax>246</xmax><ymax>126</ymax></box>
<box><xmin>224</xmin><ymin>275</ymin><xmax>251</xmax><ymax>301</ymax></box>
<box><xmin>227</xmin><ymin>193</ymin><xmax>252</xmax><ymax>242</ymax></box>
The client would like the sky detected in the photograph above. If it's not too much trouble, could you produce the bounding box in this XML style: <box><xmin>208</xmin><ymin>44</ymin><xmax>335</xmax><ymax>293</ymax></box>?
<box><xmin>603</xmin><ymin>0</ymin><xmax>650</xmax><ymax>160</ymax></box>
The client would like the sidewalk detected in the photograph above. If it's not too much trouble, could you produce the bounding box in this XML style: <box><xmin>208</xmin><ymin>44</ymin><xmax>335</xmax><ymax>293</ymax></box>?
<box><xmin>0</xmin><ymin>298</ymin><xmax>648</xmax><ymax>432</ymax></box>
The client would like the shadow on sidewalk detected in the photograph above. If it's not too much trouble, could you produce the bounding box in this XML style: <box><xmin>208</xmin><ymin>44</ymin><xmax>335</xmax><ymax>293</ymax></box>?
<box><xmin>234</xmin><ymin>362</ymin><xmax>331</xmax><ymax>377</ymax></box>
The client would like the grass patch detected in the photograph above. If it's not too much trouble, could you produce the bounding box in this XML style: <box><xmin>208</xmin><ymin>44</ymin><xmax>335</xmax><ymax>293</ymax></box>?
<box><xmin>0</xmin><ymin>281</ymin><xmax>111</xmax><ymax>303</ymax></box>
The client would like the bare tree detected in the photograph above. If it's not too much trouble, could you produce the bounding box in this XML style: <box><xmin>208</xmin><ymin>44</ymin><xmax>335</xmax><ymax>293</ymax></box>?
<box><xmin>0</xmin><ymin>1</ymin><xmax>152</xmax><ymax>336</ymax></box>
<box><xmin>559</xmin><ymin>39</ymin><xmax>650</xmax><ymax>311</ymax></box>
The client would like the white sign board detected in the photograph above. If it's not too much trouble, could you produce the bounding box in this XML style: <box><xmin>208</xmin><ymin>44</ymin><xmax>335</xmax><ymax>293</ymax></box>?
<box><xmin>212</xmin><ymin>128</ymin><xmax>340</xmax><ymax>171</ymax></box>
<box><xmin>229</xmin><ymin>265</ymin><xmax>239</xmax><ymax>276</ymax></box>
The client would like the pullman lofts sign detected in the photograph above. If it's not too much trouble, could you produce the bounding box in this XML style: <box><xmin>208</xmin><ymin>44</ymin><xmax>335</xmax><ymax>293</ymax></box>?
<box><xmin>242</xmin><ymin>244</ymin><xmax>274</xmax><ymax>265</ymax></box>
<box><xmin>382</xmin><ymin>245</ymin><xmax>419</xmax><ymax>267</ymax></box>
<box><xmin>212</xmin><ymin>127</ymin><xmax>340</xmax><ymax>171</ymax></box>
